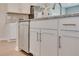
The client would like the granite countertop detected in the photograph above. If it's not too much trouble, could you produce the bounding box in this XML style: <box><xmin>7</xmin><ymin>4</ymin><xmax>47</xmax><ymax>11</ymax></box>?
<box><xmin>19</xmin><ymin>13</ymin><xmax>79</xmax><ymax>22</ymax></box>
<box><xmin>31</xmin><ymin>13</ymin><xmax>79</xmax><ymax>21</ymax></box>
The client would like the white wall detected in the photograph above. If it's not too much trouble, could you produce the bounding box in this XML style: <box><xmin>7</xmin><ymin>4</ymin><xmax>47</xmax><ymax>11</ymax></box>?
<box><xmin>0</xmin><ymin>12</ymin><xmax>7</xmax><ymax>40</ymax></box>
<box><xmin>0</xmin><ymin>3</ymin><xmax>7</xmax><ymax>12</ymax></box>
<box><xmin>6</xmin><ymin>23</ymin><xmax>17</xmax><ymax>40</ymax></box>
<box><xmin>0</xmin><ymin>13</ymin><xmax>18</xmax><ymax>40</ymax></box>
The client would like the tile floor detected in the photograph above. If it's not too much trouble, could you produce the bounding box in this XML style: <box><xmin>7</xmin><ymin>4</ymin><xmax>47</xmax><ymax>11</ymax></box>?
<box><xmin>0</xmin><ymin>40</ymin><xmax>27</xmax><ymax>56</ymax></box>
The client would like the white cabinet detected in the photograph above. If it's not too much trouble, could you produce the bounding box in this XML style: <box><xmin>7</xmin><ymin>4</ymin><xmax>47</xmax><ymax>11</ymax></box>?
<box><xmin>30</xmin><ymin>21</ymin><xmax>41</xmax><ymax>56</ymax></box>
<box><xmin>30</xmin><ymin>17</ymin><xmax>79</xmax><ymax>56</ymax></box>
<box><xmin>30</xmin><ymin>28</ymin><xmax>41</xmax><ymax>56</ymax></box>
<box><xmin>41</xmin><ymin>29</ymin><xmax>58</xmax><ymax>56</ymax></box>
<box><xmin>59</xmin><ymin>35</ymin><xmax>79</xmax><ymax>56</ymax></box>
<box><xmin>59</xmin><ymin>17</ymin><xmax>79</xmax><ymax>56</ymax></box>
<box><xmin>30</xmin><ymin>19</ymin><xmax>58</xmax><ymax>56</ymax></box>
<box><xmin>19</xmin><ymin>22</ymin><xmax>29</xmax><ymax>52</ymax></box>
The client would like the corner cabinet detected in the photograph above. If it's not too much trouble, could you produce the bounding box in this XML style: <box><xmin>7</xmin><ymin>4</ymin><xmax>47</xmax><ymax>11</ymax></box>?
<box><xmin>30</xmin><ymin>19</ymin><xmax>58</xmax><ymax>56</ymax></box>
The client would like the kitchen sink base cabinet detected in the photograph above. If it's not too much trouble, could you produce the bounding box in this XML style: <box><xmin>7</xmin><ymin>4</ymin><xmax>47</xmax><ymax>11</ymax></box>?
<box><xmin>30</xmin><ymin>16</ymin><xmax>79</xmax><ymax>56</ymax></box>
<box><xmin>40</xmin><ymin>30</ymin><xmax>58</xmax><ymax>56</ymax></box>
<box><xmin>30</xmin><ymin>19</ymin><xmax>58</xmax><ymax>56</ymax></box>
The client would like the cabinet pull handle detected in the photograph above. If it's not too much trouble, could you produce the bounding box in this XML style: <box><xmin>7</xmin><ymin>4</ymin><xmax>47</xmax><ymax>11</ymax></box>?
<box><xmin>37</xmin><ymin>32</ymin><xmax>39</xmax><ymax>41</ymax></box>
<box><xmin>63</xmin><ymin>24</ymin><xmax>76</xmax><ymax>26</ymax></box>
<box><xmin>40</xmin><ymin>33</ymin><xmax>41</xmax><ymax>42</ymax></box>
<box><xmin>59</xmin><ymin>36</ymin><xmax>61</xmax><ymax>48</ymax></box>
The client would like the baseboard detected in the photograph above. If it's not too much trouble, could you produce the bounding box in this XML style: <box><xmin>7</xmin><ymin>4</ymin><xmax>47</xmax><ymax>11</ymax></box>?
<box><xmin>0</xmin><ymin>38</ymin><xmax>16</xmax><ymax>42</ymax></box>
<box><xmin>0</xmin><ymin>40</ymin><xmax>8</xmax><ymax>42</ymax></box>
<box><xmin>8</xmin><ymin>39</ymin><xmax>16</xmax><ymax>42</ymax></box>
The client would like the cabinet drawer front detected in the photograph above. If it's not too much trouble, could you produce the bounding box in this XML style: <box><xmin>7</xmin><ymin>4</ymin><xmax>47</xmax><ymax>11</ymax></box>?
<box><xmin>31</xmin><ymin>19</ymin><xmax>58</xmax><ymax>29</ymax></box>
<box><xmin>60</xmin><ymin>17</ymin><xmax>79</xmax><ymax>38</ymax></box>
<box><xmin>60</xmin><ymin>17</ymin><xmax>79</xmax><ymax>30</ymax></box>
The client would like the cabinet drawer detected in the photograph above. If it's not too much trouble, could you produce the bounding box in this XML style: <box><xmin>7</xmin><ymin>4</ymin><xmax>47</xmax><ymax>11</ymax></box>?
<box><xmin>30</xmin><ymin>19</ymin><xmax>58</xmax><ymax>29</ymax></box>
<box><xmin>60</xmin><ymin>17</ymin><xmax>79</xmax><ymax>30</ymax></box>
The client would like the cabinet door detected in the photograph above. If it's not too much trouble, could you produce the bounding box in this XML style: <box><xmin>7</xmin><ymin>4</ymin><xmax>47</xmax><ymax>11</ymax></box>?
<box><xmin>59</xmin><ymin>17</ymin><xmax>79</xmax><ymax>56</ymax></box>
<box><xmin>23</xmin><ymin>22</ymin><xmax>29</xmax><ymax>52</ymax></box>
<box><xmin>19</xmin><ymin>22</ymin><xmax>24</xmax><ymax>49</ymax></box>
<box><xmin>59</xmin><ymin>33</ymin><xmax>79</xmax><ymax>56</ymax></box>
<box><xmin>30</xmin><ymin>28</ymin><xmax>40</xmax><ymax>56</ymax></box>
<box><xmin>30</xmin><ymin>19</ymin><xmax>58</xmax><ymax>56</ymax></box>
<box><xmin>19</xmin><ymin>22</ymin><xmax>29</xmax><ymax>52</ymax></box>
<box><xmin>41</xmin><ymin>29</ymin><xmax>58</xmax><ymax>56</ymax></box>
<box><xmin>30</xmin><ymin>19</ymin><xmax>58</xmax><ymax>29</ymax></box>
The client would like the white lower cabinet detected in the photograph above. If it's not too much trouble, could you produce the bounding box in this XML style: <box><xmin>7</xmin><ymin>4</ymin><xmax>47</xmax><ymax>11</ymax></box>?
<box><xmin>30</xmin><ymin>28</ymin><xmax>58</xmax><ymax>56</ymax></box>
<box><xmin>30</xmin><ymin>19</ymin><xmax>58</xmax><ymax>56</ymax></box>
<box><xmin>19</xmin><ymin>22</ymin><xmax>29</xmax><ymax>52</ymax></box>
<box><xmin>30</xmin><ymin>28</ymin><xmax>41</xmax><ymax>56</ymax></box>
<box><xmin>59</xmin><ymin>17</ymin><xmax>79</xmax><ymax>56</ymax></box>
<box><xmin>59</xmin><ymin>35</ymin><xmax>79</xmax><ymax>56</ymax></box>
<box><xmin>40</xmin><ymin>30</ymin><xmax>58</xmax><ymax>56</ymax></box>
<box><xmin>30</xmin><ymin>17</ymin><xmax>79</xmax><ymax>56</ymax></box>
